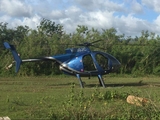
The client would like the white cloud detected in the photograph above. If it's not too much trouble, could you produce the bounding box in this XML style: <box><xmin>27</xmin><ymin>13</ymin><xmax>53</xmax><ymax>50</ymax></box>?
<box><xmin>154</xmin><ymin>15</ymin><xmax>160</xmax><ymax>25</ymax></box>
<box><xmin>59</xmin><ymin>9</ymin><xmax>115</xmax><ymax>34</ymax></box>
<box><xmin>0</xmin><ymin>0</ymin><xmax>159</xmax><ymax>37</ymax></box>
<box><xmin>116</xmin><ymin>15</ymin><xmax>152</xmax><ymax>36</ymax></box>
<box><xmin>65</xmin><ymin>6</ymin><xmax>82</xmax><ymax>18</ymax></box>
<box><xmin>153</xmin><ymin>15</ymin><xmax>160</xmax><ymax>33</ymax></box>
<box><xmin>50</xmin><ymin>10</ymin><xmax>66</xmax><ymax>19</ymax></box>
<box><xmin>7</xmin><ymin>14</ymin><xmax>41</xmax><ymax>29</ymax></box>
<box><xmin>102</xmin><ymin>0</ymin><xmax>125</xmax><ymax>12</ymax></box>
<box><xmin>131</xmin><ymin>0</ymin><xmax>143</xmax><ymax>14</ymax></box>
<box><xmin>74</xmin><ymin>0</ymin><xmax>125</xmax><ymax>12</ymax></box>
<box><xmin>142</xmin><ymin>0</ymin><xmax>160</xmax><ymax>13</ymax></box>
<box><xmin>0</xmin><ymin>0</ymin><xmax>33</xmax><ymax>18</ymax></box>
<box><xmin>86</xmin><ymin>10</ymin><xmax>114</xmax><ymax>28</ymax></box>
<box><xmin>0</xmin><ymin>15</ymin><xmax>11</xmax><ymax>23</ymax></box>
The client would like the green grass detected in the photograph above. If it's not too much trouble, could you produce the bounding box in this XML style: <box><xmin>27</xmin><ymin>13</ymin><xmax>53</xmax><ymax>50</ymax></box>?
<box><xmin>0</xmin><ymin>75</ymin><xmax>160</xmax><ymax>119</ymax></box>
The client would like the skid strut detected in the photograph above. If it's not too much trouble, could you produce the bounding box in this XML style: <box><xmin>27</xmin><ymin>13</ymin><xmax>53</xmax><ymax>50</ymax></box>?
<box><xmin>98</xmin><ymin>75</ymin><xmax>106</xmax><ymax>88</ymax></box>
<box><xmin>76</xmin><ymin>74</ymin><xmax>84</xmax><ymax>88</ymax></box>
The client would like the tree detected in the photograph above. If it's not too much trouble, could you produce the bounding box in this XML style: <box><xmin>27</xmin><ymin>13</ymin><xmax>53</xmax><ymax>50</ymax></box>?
<box><xmin>37</xmin><ymin>18</ymin><xmax>63</xmax><ymax>38</ymax></box>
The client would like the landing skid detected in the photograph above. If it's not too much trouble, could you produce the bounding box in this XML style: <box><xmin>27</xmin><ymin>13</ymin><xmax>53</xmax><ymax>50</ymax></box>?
<box><xmin>76</xmin><ymin>74</ymin><xmax>106</xmax><ymax>88</ymax></box>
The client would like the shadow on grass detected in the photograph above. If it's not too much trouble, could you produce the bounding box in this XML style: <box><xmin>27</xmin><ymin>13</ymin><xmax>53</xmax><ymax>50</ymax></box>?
<box><xmin>52</xmin><ymin>82</ymin><xmax>148</xmax><ymax>88</ymax></box>
<box><xmin>48</xmin><ymin>81</ymin><xmax>160</xmax><ymax>88</ymax></box>
<box><xmin>84</xmin><ymin>82</ymin><xmax>148</xmax><ymax>88</ymax></box>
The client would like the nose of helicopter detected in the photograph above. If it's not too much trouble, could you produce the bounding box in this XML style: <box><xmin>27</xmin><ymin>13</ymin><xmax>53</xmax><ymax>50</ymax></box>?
<box><xmin>111</xmin><ymin>62</ymin><xmax>121</xmax><ymax>72</ymax></box>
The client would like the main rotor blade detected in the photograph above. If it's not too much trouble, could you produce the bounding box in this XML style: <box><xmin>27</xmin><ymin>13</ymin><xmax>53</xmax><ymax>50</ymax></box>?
<box><xmin>91</xmin><ymin>45</ymin><xmax>107</xmax><ymax>51</ymax></box>
<box><xmin>76</xmin><ymin>39</ymin><xmax>103</xmax><ymax>47</ymax></box>
<box><xmin>90</xmin><ymin>39</ymin><xmax>102</xmax><ymax>44</ymax></box>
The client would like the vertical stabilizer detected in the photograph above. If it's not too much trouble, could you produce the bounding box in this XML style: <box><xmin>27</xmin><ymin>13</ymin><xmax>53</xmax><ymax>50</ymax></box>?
<box><xmin>3</xmin><ymin>42</ymin><xmax>22</xmax><ymax>72</ymax></box>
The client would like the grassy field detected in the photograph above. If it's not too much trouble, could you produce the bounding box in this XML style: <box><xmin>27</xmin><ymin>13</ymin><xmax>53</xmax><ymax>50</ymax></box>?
<box><xmin>0</xmin><ymin>75</ymin><xmax>160</xmax><ymax>119</ymax></box>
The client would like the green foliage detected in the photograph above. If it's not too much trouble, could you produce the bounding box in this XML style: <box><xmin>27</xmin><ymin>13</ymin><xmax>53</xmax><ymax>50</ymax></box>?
<box><xmin>48</xmin><ymin>84</ymin><xmax>160</xmax><ymax>120</ymax></box>
<box><xmin>1</xmin><ymin>19</ymin><xmax>160</xmax><ymax>76</ymax></box>
<box><xmin>0</xmin><ymin>77</ymin><xmax>160</xmax><ymax>119</ymax></box>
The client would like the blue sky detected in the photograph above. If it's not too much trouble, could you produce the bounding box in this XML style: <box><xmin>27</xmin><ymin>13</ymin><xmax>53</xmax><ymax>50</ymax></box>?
<box><xmin>0</xmin><ymin>0</ymin><xmax>160</xmax><ymax>37</ymax></box>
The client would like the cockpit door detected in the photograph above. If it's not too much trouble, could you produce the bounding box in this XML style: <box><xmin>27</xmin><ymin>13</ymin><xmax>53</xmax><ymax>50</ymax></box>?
<box><xmin>82</xmin><ymin>54</ymin><xmax>96</xmax><ymax>71</ymax></box>
<box><xmin>95</xmin><ymin>53</ymin><xmax>109</xmax><ymax>70</ymax></box>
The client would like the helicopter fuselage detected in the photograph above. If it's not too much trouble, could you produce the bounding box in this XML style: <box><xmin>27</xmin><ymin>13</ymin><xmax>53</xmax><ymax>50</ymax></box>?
<box><xmin>4</xmin><ymin>41</ymin><xmax>121</xmax><ymax>88</ymax></box>
<box><xmin>55</xmin><ymin>47</ymin><xmax>121</xmax><ymax>77</ymax></box>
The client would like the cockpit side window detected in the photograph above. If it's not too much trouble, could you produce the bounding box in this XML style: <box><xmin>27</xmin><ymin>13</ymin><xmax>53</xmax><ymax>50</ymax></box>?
<box><xmin>95</xmin><ymin>53</ymin><xmax>108</xmax><ymax>70</ymax></box>
<box><xmin>83</xmin><ymin>55</ymin><xmax>96</xmax><ymax>71</ymax></box>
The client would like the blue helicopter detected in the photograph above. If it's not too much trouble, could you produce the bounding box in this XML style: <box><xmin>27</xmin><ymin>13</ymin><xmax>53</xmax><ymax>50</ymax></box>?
<box><xmin>3</xmin><ymin>40</ymin><xmax>121</xmax><ymax>88</ymax></box>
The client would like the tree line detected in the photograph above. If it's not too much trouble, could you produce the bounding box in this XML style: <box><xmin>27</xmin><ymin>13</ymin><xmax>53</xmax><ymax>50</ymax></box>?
<box><xmin>1</xmin><ymin>18</ymin><xmax>160</xmax><ymax>77</ymax></box>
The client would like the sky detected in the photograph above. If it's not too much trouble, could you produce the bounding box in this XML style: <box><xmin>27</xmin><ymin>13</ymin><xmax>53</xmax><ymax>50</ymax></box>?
<box><xmin>0</xmin><ymin>0</ymin><xmax>160</xmax><ymax>37</ymax></box>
